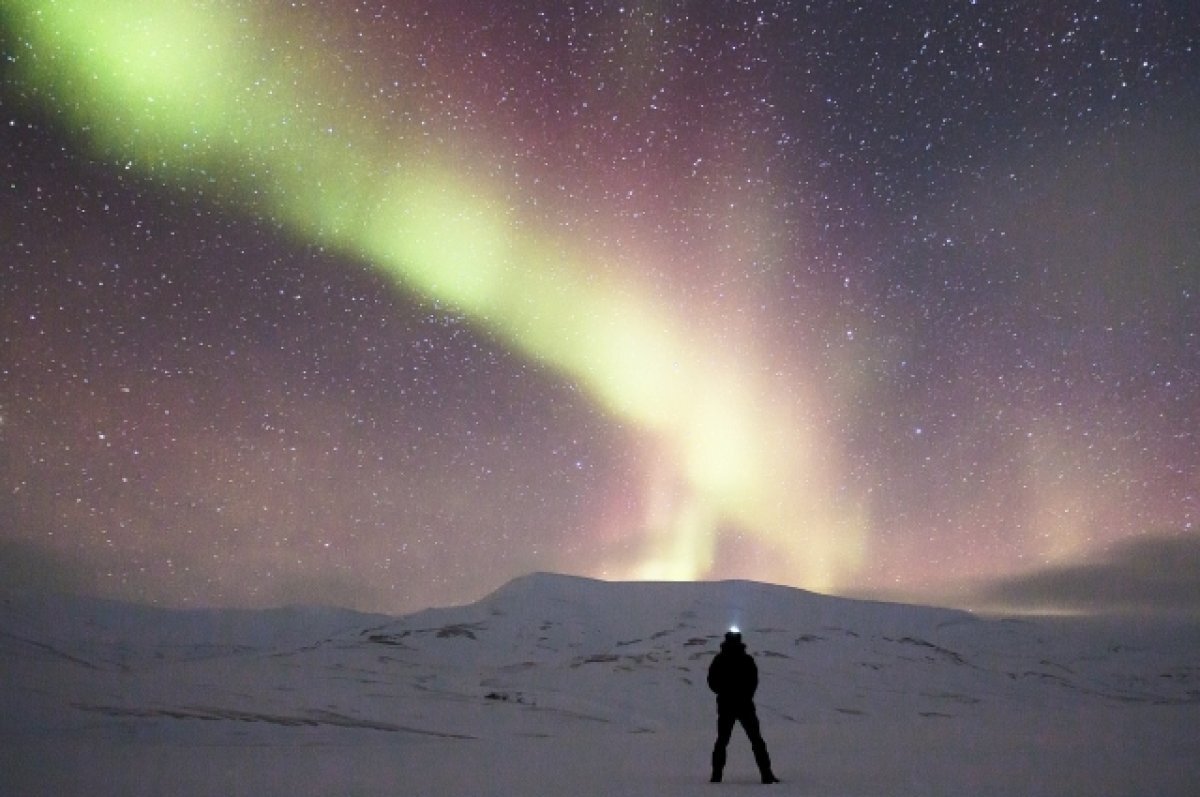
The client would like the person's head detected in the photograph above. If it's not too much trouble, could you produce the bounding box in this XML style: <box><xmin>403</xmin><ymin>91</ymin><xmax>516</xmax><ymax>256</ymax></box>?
<box><xmin>722</xmin><ymin>628</ymin><xmax>745</xmax><ymax>650</ymax></box>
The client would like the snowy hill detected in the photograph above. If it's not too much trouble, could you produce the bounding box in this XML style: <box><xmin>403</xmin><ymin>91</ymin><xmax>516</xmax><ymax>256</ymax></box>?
<box><xmin>2</xmin><ymin>573</ymin><xmax>1198</xmax><ymax>796</ymax></box>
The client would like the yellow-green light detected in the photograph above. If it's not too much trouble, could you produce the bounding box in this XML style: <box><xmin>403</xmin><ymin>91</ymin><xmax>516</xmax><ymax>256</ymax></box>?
<box><xmin>9</xmin><ymin>0</ymin><xmax>868</xmax><ymax>592</ymax></box>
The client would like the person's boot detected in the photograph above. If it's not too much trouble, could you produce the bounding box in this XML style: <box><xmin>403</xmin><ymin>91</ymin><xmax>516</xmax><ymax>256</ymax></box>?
<box><xmin>752</xmin><ymin>741</ymin><xmax>778</xmax><ymax>783</ymax></box>
<box><xmin>711</xmin><ymin>747</ymin><xmax>725</xmax><ymax>782</ymax></box>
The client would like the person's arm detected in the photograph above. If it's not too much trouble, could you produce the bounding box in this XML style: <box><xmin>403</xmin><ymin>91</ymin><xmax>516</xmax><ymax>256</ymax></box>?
<box><xmin>707</xmin><ymin>655</ymin><xmax>723</xmax><ymax>694</ymax></box>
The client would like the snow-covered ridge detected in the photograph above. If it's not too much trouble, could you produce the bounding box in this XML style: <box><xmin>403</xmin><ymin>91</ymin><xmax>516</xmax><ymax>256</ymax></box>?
<box><xmin>2</xmin><ymin>573</ymin><xmax>1198</xmax><ymax>796</ymax></box>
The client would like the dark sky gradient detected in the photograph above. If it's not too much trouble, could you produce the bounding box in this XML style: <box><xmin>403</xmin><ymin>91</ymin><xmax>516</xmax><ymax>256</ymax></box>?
<box><xmin>2</xmin><ymin>1</ymin><xmax>1198</xmax><ymax>613</ymax></box>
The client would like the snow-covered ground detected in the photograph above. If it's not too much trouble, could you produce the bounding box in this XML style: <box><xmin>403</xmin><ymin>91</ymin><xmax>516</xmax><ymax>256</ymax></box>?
<box><xmin>2</xmin><ymin>572</ymin><xmax>1197</xmax><ymax>796</ymax></box>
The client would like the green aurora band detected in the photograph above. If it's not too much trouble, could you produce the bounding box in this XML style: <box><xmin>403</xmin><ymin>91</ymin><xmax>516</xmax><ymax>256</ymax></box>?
<box><xmin>7</xmin><ymin>0</ymin><xmax>867</xmax><ymax>589</ymax></box>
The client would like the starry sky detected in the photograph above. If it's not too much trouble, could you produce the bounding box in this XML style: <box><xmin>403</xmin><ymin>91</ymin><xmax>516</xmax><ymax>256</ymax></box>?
<box><xmin>2</xmin><ymin>1</ymin><xmax>1198</xmax><ymax>615</ymax></box>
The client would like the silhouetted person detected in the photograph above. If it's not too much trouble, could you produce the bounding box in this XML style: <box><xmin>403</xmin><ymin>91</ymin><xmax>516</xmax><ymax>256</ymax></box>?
<box><xmin>707</xmin><ymin>629</ymin><xmax>779</xmax><ymax>784</ymax></box>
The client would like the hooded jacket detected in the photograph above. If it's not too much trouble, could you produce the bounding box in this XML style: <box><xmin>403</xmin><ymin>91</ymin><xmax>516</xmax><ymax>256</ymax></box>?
<box><xmin>707</xmin><ymin>638</ymin><xmax>758</xmax><ymax>704</ymax></box>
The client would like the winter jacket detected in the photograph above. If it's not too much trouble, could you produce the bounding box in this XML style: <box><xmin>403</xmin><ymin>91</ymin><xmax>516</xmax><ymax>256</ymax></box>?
<box><xmin>707</xmin><ymin>640</ymin><xmax>758</xmax><ymax>703</ymax></box>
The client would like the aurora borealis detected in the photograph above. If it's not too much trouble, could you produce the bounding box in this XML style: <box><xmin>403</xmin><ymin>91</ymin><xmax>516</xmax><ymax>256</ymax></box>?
<box><xmin>2</xmin><ymin>1</ymin><xmax>1198</xmax><ymax>613</ymax></box>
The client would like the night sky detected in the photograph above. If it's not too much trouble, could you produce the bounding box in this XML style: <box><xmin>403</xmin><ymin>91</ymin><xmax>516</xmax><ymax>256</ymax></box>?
<box><xmin>3</xmin><ymin>1</ymin><xmax>1198</xmax><ymax>614</ymax></box>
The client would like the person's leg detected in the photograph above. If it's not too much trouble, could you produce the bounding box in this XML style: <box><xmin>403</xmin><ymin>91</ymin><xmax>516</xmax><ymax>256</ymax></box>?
<box><xmin>738</xmin><ymin>703</ymin><xmax>778</xmax><ymax>783</ymax></box>
<box><xmin>711</xmin><ymin>708</ymin><xmax>736</xmax><ymax>782</ymax></box>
